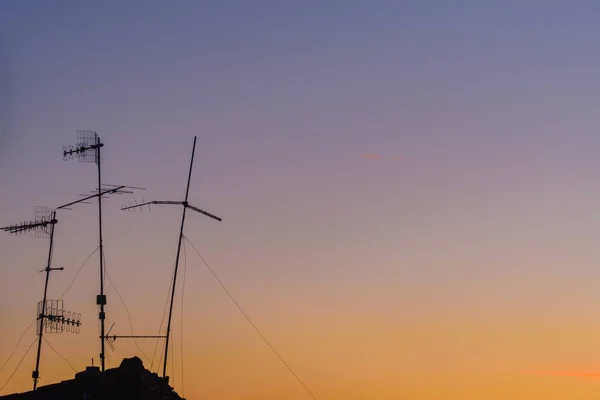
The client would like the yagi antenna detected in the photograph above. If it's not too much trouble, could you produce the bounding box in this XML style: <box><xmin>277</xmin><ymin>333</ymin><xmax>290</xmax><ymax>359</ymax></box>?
<box><xmin>1</xmin><ymin>208</ymin><xmax>57</xmax><ymax>236</ymax></box>
<box><xmin>0</xmin><ymin>185</ymin><xmax>139</xmax><ymax>391</ymax></box>
<box><xmin>123</xmin><ymin>196</ymin><xmax>153</xmax><ymax>212</ymax></box>
<box><xmin>38</xmin><ymin>300</ymin><xmax>82</xmax><ymax>334</ymax></box>
<box><xmin>118</xmin><ymin>136</ymin><xmax>222</xmax><ymax>379</ymax></box>
<box><xmin>63</xmin><ymin>131</ymin><xmax>145</xmax><ymax>373</ymax></box>
<box><xmin>103</xmin><ymin>322</ymin><xmax>166</xmax><ymax>353</ymax></box>
<box><xmin>63</xmin><ymin>131</ymin><xmax>147</xmax><ymax>374</ymax></box>
<box><xmin>63</xmin><ymin>130</ymin><xmax>108</xmax><ymax>374</ymax></box>
<box><xmin>2</xmin><ymin>209</ymin><xmax>60</xmax><ymax>390</ymax></box>
<box><xmin>62</xmin><ymin>130</ymin><xmax>101</xmax><ymax>164</ymax></box>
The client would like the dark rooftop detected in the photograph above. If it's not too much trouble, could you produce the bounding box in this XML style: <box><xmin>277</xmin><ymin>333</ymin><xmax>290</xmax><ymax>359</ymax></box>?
<box><xmin>0</xmin><ymin>356</ymin><xmax>184</xmax><ymax>400</ymax></box>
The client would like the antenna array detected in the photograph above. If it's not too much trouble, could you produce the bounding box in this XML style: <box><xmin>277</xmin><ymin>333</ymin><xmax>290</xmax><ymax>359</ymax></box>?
<box><xmin>37</xmin><ymin>300</ymin><xmax>82</xmax><ymax>334</ymax></box>
<box><xmin>119</xmin><ymin>136</ymin><xmax>222</xmax><ymax>380</ymax></box>
<box><xmin>63</xmin><ymin>131</ymin><xmax>116</xmax><ymax>373</ymax></box>
<box><xmin>62</xmin><ymin>130</ymin><xmax>100</xmax><ymax>164</ymax></box>
<box><xmin>2</xmin><ymin>132</ymin><xmax>224</xmax><ymax>391</ymax></box>
<box><xmin>33</xmin><ymin>207</ymin><xmax>53</xmax><ymax>238</ymax></box>
<box><xmin>1</xmin><ymin>130</ymin><xmax>140</xmax><ymax>390</ymax></box>
<box><xmin>1</xmin><ymin>215</ymin><xmax>57</xmax><ymax>236</ymax></box>
<box><xmin>103</xmin><ymin>322</ymin><xmax>166</xmax><ymax>353</ymax></box>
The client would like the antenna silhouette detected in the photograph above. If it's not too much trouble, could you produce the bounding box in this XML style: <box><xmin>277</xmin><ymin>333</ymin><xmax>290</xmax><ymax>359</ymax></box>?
<box><xmin>121</xmin><ymin>136</ymin><xmax>221</xmax><ymax>380</ymax></box>
<box><xmin>103</xmin><ymin>322</ymin><xmax>166</xmax><ymax>353</ymax></box>
<box><xmin>63</xmin><ymin>131</ymin><xmax>144</xmax><ymax>373</ymax></box>
<box><xmin>0</xmin><ymin>186</ymin><xmax>134</xmax><ymax>390</ymax></box>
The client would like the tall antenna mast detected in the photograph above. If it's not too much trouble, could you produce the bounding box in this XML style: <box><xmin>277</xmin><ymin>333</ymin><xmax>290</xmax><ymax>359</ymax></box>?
<box><xmin>62</xmin><ymin>130</ymin><xmax>107</xmax><ymax>372</ymax></box>
<box><xmin>2</xmin><ymin>209</ymin><xmax>59</xmax><ymax>391</ymax></box>
<box><xmin>1</xmin><ymin>187</ymin><xmax>132</xmax><ymax>390</ymax></box>
<box><xmin>121</xmin><ymin>136</ymin><xmax>222</xmax><ymax>379</ymax></box>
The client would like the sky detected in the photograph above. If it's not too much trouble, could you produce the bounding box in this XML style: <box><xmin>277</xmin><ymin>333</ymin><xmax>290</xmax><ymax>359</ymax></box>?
<box><xmin>2</xmin><ymin>0</ymin><xmax>600</xmax><ymax>398</ymax></box>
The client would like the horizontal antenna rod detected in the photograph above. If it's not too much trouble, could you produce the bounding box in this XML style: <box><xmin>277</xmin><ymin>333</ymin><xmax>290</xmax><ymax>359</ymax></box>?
<box><xmin>103</xmin><ymin>335</ymin><xmax>167</xmax><ymax>339</ymax></box>
<box><xmin>121</xmin><ymin>201</ymin><xmax>181</xmax><ymax>210</ymax></box>
<box><xmin>121</xmin><ymin>200</ymin><xmax>222</xmax><ymax>221</ymax></box>
<box><xmin>186</xmin><ymin>203</ymin><xmax>222</xmax><ymax>222</ymax></box>
<box><xmin>1</xmin><ymin>218</ymin><xmax>57</xmax><ymax>235</ymax></box>
<box><xmin>44</xmin><ymin>314</ymin><xmax>82</xmax><ymax>327</ymax></box>
<box><xmin>57</xmin><ymin>186</ymin><xmax>128</xmax><ymax>210</ymax></box>
<box><xmin>102</xmin><ymin>332</ymin><xmax>167</xmax><ymax>353</ymax></box>
<box><xmin>102</xmin><ymin>184</ymin><xmax>147</xmax><ymax>190</ymax></box>
<box><xmin>62</xmin><ymin>142</ymin><xmax>103</xmax><ymax>158</ymax></box>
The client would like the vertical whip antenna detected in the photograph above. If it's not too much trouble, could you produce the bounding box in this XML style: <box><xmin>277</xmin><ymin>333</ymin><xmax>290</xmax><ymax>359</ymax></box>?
<box><xmin>120</xmin><ymin>136</ymin><xmax>222</xmax><ymax>381</ymax></box>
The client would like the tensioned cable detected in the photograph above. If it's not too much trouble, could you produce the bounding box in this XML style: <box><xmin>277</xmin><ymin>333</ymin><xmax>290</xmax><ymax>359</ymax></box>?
<box><xmin>182</xmin><ymin>235</ymin><xmax>318</xmax><ymax>400</ymax></box>
<box><xmin>103</xmin><ymin>252</ymin><xmax>151</xmax><ymax>365</ymax></box>
<box><xmin>42</xmin><ymin>337</ymin><xmax>77</xmax><ymax>373</ymax></box>
<box><xmin>0</xmin><ymin>338</ymin><xmax>37</xmax><ymax>393</ymax></box>
<box><xmin>57</xmin><ymin>246</ymin><xmax>99</xmax><ymax>300</ymax></box>
<box><xmin>0</xmin><ymin>320</ymin><xmax>36</xmax><ymax>373</ymax></box>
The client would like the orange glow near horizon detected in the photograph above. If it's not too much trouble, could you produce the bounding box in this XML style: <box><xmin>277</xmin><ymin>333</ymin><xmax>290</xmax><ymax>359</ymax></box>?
<box><xmin>530</xmin><ymin>371</ymin><xmax>600</xmax><ymax>379</ymax></box>
<box><xmin>4</xmin><ymin>1</ymin><xmax>600</xmax><ymax>398</ymax></box>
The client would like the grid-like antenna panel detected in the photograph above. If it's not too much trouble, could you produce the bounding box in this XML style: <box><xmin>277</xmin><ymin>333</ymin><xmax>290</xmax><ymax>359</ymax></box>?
<box><xmin>37</xmin><ymin>300</ymin><xmax>81</xmax><ymax>334</ymax></box>
<box><xmin>37</xmin><ymin>300</ymin><xmax>61</xmax><ymax>334</ymax></box>
<box><xmin>33</xmin><ymin>206</ymin><xmax>53</xmax><ymax>238</ymax></box>
<box><xmin>77</xmin><ymin>130</ymin><xmax>98</xmax><ymax>164</ymax></box>
<box><xmin>63</xmin><ymin>130</ymin><xmax>98</xmax><ymax>164</ymax></box>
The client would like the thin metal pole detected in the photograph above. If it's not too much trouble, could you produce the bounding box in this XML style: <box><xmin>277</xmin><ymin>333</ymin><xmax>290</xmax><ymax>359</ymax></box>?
<box><xmin>32</xmin><ymin>211</ymin><xmax>56</xmax><ymax>390</ymax></box>
<box><xmin>96</xmin><ymin>137</ymin><xmax>106</xmax><ymax>372</ymax></box>
<box><xmin>163</xmin><ymin>136</ymin><xmax>197</xmax><ymax>379</ymax></box>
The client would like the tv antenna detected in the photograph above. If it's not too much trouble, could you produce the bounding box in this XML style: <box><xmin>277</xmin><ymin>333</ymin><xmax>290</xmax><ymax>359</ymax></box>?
<box><xmin>103</xmin><ymin>322</ymin><xmax>167</xmax><ymax>353</ymax></box>
<box><xmin>120</xmin><ymin>136</ymin><xmax>222</xmax><ymax>379</ymax></box>
<box><xmin>63</xmin><ymin>130</ymin><xmax>144</xmax><ymax>373</ymax></box>
<box><xmin>1</xmin><ymin>186</ymin><xmax>135</xmax><ymax>390</ymax></box>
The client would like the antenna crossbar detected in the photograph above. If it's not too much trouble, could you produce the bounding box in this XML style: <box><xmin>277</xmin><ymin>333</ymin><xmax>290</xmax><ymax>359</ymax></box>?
<box><xmin>1</xmin><ymin>219</ymin><xmax>57</xmax><ymax>235</ymax></box>
<box><xmin>57</xmin><ymin>186</ymin><xmax>128</xmax><ymax>211</ymax></box>
<box><xmin>121</xmin><ymin>200</ymin><xmax>182</xmax><ymax>211</ymax></box>
<box><xmin>120</xmin><ymin>136</ymin><xmax>222</xmax><ymax>379</ymax></box>
<box><xmin>102</xmin><ymin>326</ymin><xmax>167</xmax><ymax>353</ymax></box>
<box><xmin>43</xmin><ymin>313</ymin><xmax>82</xmax><ymax>329</ymax></box>
<box><xmin>121</xmin><ymin>200</ymin><xmax>221</xmax><ymax>221</ymax></box>
<box><xmin>103</xmin><ymin>335</ymin><xmax>167</xmax><ymax>339</ymax></box>
<box><xmin>64</xmin><ymin>130</ymin><xmax>144</xmax><ymax>373</ymax></box>
<box><xmin>62</xmin><ymin>143</ymin><xmax>102</xmax><ymax>156</ymax></box>
<box><xmin>186</xmin><ymin>204</ymin><xmax>222</xmax><ymax>221</ymax></box>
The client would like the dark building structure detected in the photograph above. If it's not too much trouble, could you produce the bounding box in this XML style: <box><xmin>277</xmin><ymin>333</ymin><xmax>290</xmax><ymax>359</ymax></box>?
<box><xmin>0</xmin><ymin>357</ymin><xmax>183</xmax><ymax>400</ymax></box>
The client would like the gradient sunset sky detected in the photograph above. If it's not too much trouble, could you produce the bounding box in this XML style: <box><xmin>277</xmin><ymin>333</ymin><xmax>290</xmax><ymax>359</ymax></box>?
<box><xmin>3</xmin><ymin>1</ymin><xmax>600</xmax><ymax>398</ymax></box>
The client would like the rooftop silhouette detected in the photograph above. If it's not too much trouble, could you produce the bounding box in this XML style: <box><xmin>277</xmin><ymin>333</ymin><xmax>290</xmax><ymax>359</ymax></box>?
<box><xmin>0</xmin><ymin>356</ymin><xmax>184</xmax><ymax>400</ymax></box>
